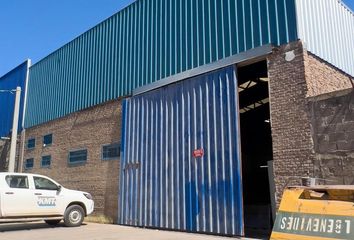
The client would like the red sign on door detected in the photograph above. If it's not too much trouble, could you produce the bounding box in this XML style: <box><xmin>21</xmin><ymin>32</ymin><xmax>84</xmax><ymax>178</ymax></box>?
<box><xmin>193</xmin><ymin>149</ymin><xmax>204</xmax><ymax>158</ymax></box>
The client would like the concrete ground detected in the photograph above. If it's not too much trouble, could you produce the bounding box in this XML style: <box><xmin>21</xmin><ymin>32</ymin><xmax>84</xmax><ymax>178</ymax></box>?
<box><xmin>0</xmin><ymin>222</ymin><xmax>264</xmax><ymax>240</ymax></box>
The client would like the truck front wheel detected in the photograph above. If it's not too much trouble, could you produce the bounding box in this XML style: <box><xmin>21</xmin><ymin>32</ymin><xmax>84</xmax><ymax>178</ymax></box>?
<box><xmin>64</xmin><ymin>205</ymin><xmax>84</xmax><ymax>227</ymax></box>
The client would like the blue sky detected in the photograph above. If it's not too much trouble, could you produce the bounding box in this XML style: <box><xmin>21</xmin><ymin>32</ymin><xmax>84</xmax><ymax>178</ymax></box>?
<box><xmin>0</xmin><ymin>0</ymin><xmax>135</xmax><ymax>76</ymax></box>
<box><xmin>0</xmin><ymin>0</ymin><xmax>353</xmax><ymax>77</ymax></box>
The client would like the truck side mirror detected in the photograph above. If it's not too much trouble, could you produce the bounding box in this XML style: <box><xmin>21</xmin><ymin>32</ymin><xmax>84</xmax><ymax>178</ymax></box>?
<box><xmin>57</xmin><ymin>185</ymin><xmax>62</xmax><ymax>192</ymax></box>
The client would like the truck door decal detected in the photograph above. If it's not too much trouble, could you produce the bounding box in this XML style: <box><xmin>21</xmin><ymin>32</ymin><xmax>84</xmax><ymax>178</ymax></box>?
<box><xmin>37</xmin><ymin>196</ymin><xmax>56</xmax><ymax>207</ymax></box>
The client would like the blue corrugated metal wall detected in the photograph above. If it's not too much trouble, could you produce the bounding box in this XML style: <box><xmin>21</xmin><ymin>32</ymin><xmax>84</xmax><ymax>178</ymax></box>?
<box><xmin>119</xmin><ymin>66</ymin><xmax>243</xmax><ymax>236</ymax></box>
<box><xmin>0</xmin><ymin>61</ymin><xmax>29</xmax><ymax>137</ymax></box>
<box><xmin>25</xmin><ymin>0</ymin><xmax>298</xmax><ymax>128</ymax></box>
<box><xmin>296</xmin><ymin>0</ymin><xmax>354</xmax><ymax>77</ymax></box>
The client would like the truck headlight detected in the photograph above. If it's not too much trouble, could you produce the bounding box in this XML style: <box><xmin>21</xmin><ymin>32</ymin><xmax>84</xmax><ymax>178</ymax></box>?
<box><xmin>84</xmin><ymin>193</ymin><xmax>93</xmax><ymax>200</ymax></box>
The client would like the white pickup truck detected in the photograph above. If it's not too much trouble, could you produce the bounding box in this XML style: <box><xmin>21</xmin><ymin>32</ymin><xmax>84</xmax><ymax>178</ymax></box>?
<box><xmin>0</xmin><ymin>172</ymin><xmax>94</xmax><ymax>227</ymax></box>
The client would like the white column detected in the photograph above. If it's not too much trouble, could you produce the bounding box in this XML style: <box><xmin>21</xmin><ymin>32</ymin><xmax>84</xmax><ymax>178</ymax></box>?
<box><xmin>8</xmin><ymin>86</ymin><xmax>21</xmax><ymax>172</ymax></box>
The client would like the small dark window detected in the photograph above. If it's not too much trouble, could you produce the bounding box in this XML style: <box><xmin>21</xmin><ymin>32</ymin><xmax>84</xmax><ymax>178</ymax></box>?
<box><xmin>6</xmin><ymin>175</ymin><xmax>29</xmax><ymax>189</ymax></box>
<box><xmin>43</xmin><ymin>134</ymin><xmax>53</xmax><ymax>146</ymax></box>
<box><xmin>68</xmin><ymin>149</ymin><xmax>87</xmax><ymax>165</ymax></box>
<box><xmin>27</xmin><ymin>138</ymin><xmax>35</xmax><ymax>149</ymax></box>
<box><xmin>33</xmin><ymin>176</ymin><xmax>58</xmax><ymax>190</ymax></box>
<box><xmin>41</xmin><ymin>155</ymin><xmax>51</xmax><ymax>168</ymax></box>
<box><xmin>102</xmin><ymin>143</ymin><xmax>120</xmax><ymax>160</ymax></box>
<box><xmin>25</xmin><ymin>158</ymin><xmax>34</xmax><ymax>169</ymax></box>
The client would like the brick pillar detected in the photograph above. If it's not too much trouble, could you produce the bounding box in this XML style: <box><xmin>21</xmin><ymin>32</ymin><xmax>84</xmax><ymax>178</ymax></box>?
<box><xmin>267</xmin><ymin>41</ymin><xmax>316</xmax><ymax>204</ymax></box>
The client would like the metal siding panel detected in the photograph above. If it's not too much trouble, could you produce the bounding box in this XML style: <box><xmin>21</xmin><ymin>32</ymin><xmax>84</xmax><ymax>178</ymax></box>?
<box><xmin>107</xmin><ymin>19</ymin><xmax>113</xmax><ymax>100</ymax></box>
<box><xmin>152</xmin><ymin>0</ymin><xmax>157</xmax><ymax>85</ymax></box>
<box><xmin>296</xmin><ymin>0</ymin><xmax>354</xmax><ymax>76</ymax></box>
<box><xmin>134</xmin><ymin>2</ymin><xmax>139</xmax><ymax>90</ymax></box>
<box><xmin>82</xmin><ymin>35</ymin><xmax>88</xmax><ymax>107</ymax></box>
<box><xmin>267</xmin><ymin>0</ymin><xmax>278</xmax><ymax>45</ymax></box>
<box><xmin>110</xmin><ymin>16</ymin><xmax>115</xmax><ymax>100</ymax></box>
<box><xmin>259</xmin><ymin>0</ymin><xmax>268</xmax><ymax>46</ymax></box>
<box><xmin>119</xmin><ymin>66</ymin><xmax>243</xmax><ymax>236</ymax></box>
<box><xmin>0</xmin><ymin>61</ymin><xmax>29</xmax><ymax>137</ymax></box>
<box><xmin>181</xmin><ymin>0</ymin><xmax>187</xmax><ymax>71</ymax></box>
<box><xmin>253</xmin><ymin>0</ymin><xmax>261</xmax><ymax>47</ymax></box>
<box><xmin>25</xmin><ymin>0</ymin><xmax>297</xmax><ymax>128</ymax></box>
<box><xmin>276</xmin><ymin>0</ymin><xmax>287</xmax><ymax>44</ymax></box>
<box><xmin>285</xmin><ymin>0</ymin><xmax>297</xmax><ymax>42</ymax></box>
<box><xmin>244</xmin><ymin>0</ymin><xmax>253</xmax><ymax>50</ymax></box>
<box><xmin>161</xmin><ymin>0</ymin><xmax>166</xmax><ymax>78</ymax></box>
<box><xmin>101</xmin><ymin>22</ymin><xmax>106</xmax><ymax>104</ymax></box>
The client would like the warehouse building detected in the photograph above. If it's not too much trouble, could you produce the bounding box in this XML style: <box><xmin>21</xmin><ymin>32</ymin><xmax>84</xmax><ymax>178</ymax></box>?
<box><xmin>12</xmin><ymin>0</ymin><xmax>354</xmax><ymax>237</ymax></box>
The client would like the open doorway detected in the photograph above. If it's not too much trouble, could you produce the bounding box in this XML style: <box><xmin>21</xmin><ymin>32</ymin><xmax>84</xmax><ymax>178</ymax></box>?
<box><xmin>237</xmin><ymin>61</ymin><xmax>274</xmax><ymax>238</ymax></box>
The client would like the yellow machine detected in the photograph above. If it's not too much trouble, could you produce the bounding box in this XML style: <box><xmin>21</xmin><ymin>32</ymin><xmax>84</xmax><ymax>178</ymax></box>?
<box><xmin>270</xmin><ymin>186</ymin><xmax>354</xmax><ymax>240</ymax></box>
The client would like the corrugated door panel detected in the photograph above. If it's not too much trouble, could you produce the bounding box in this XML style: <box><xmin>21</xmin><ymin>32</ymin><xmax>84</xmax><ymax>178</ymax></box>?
<box><xmin>119</xmin><ymin>65</ymin><xmax>243</xmax><ymax>236</ymax></box>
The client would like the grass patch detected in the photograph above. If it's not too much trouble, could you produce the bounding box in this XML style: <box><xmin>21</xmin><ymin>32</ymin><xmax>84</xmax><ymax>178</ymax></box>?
<box><xmin>85</xmin><ymin>214</ymin><xmax>113</xmax><ymax>224</ymax></box>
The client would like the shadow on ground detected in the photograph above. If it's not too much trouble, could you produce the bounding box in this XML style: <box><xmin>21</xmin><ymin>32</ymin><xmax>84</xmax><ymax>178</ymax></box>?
<box><xmin>0</xmin><ymin>222</ymin><xmax>87</xmax><ymax>232</ymax></box>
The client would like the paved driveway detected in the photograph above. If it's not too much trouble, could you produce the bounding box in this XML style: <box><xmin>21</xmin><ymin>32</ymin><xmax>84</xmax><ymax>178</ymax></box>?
<box><xmin>0</xmin><ymin>222</ymin><xmax>263</xmax><ymax>240</ymax></box>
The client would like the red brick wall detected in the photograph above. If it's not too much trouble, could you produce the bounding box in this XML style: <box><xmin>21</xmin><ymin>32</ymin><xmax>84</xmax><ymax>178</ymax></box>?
<box><xmin>22</xmin><ymin>99</ymin><xmax>122</xmax><ymax>222</ymax></box>
<box><xmin>268</xmin><ymin>40</ymin><xmax>354</xmax><ymax>203</ymax></box>
<box><xmin>305</xmin><ymin>52</ymin><xmax>353</xmax><ymax>97</ymax></box>
<box><xmin>268</xmin><ymin>41</ymin><xmax>316</xmax><ymax>203</ymax></box>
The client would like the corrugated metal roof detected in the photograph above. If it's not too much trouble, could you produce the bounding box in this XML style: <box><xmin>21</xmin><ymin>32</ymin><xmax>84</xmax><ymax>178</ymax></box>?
<box><xmin>25</xmin><ymin>0</ymin><xmax>298</xmax><ymax>128</ymax></box>
<box><xmin>296</xmin><ymin>0</ymin><xmax>354</xmax><ymax>77</ymax></box>
<box><xmin>0</xmin><ymin>60</ymin><xmax>29</xmax><ymax>137</ymax></box>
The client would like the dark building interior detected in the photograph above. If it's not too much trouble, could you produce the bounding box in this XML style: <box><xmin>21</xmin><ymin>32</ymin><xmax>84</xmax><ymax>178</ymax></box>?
<box><xmin>237</xmin><ymin>61</ymin><xmax>273</xmax><ymax>237</ymax></box>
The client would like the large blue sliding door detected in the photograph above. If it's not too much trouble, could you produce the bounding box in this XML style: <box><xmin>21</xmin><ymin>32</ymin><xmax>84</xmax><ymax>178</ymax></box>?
<box><xmin>119</xmin><ymin>65</ymin><xmax>243</xmax><ymax>236</ymax></box>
